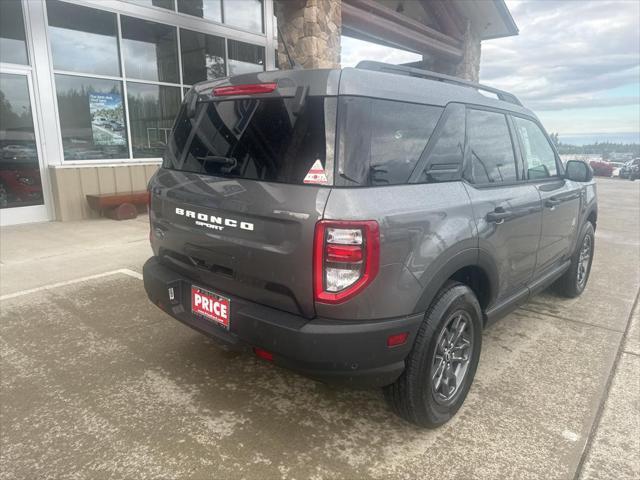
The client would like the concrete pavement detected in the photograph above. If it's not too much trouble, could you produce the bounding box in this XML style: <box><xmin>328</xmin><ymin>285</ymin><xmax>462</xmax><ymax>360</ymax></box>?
<box><xmin>1</xmin><ymin>178</ymin><xmax>638</xmax><ymax>479</ymax></box>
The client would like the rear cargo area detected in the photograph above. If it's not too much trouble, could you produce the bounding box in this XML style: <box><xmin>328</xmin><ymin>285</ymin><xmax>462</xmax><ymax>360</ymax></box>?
<box><xmin>150</xmin><ymin>70</ymin><xmax>338</xmax><ymax>318</ymax></box>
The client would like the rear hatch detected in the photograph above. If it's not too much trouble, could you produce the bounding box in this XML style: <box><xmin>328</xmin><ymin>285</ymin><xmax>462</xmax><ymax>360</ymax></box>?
<box><xmin>150</xmin><ymin>70</ymin><xmax>339</xmax><ymax>318</ymax></box>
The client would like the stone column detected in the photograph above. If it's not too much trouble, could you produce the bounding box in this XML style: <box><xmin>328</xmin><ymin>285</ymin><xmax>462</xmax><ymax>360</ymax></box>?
<box><xmin>454</xmin><ymin>19</ymin><xmax>481</xmax><ymax>82</ymax></box>
<box><xmin>275</xmin><ymin>0</ymin><xmax>342</xmax><ymax>69</ymax></box>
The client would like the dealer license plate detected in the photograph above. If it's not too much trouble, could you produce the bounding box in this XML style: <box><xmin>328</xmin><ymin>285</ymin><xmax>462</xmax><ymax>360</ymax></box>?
<box><xmin>191</xmin><ymin>285</ymin><xmax>230</xmax><ymax>329</ymax></box>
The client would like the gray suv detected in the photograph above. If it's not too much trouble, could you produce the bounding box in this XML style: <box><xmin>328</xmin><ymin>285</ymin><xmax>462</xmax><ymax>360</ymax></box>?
<box><xmin>143</xmin><ymin>62</ymin><xmax>597</xmax><ymax>427</ymax></box>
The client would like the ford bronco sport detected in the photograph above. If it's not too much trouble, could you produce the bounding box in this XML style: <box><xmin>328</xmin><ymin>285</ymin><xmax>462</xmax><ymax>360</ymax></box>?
<box><xmin>143</xmin><ymin>61</ymin><xmax>597</xmax><ymax>427</ymax></box>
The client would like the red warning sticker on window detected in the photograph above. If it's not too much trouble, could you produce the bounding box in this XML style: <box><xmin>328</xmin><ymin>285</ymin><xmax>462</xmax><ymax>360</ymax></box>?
<box><xmin>303</xmin><ymin>159</ymin><xmax>328</xmax><ymax>185</ymax></box>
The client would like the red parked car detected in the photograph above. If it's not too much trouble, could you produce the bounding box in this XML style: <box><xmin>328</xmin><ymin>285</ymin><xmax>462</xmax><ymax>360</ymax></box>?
<box><xmin>0</xmin><ymin>166</ymin><xmax>43</xmax><ymax>208</ymax></box>
<box><xmin>589</xmin><ymin>161</ymin><xmax>614</xmax><ymax>177</ymax></box>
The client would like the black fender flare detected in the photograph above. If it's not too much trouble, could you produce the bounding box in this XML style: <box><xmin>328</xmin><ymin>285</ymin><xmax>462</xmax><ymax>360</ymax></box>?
<box><xmin>412</xmin><ymin>248</ymin><xmax>499</xmax><ymax>316</ymax></box>
<box><xmin>584</xmin><ymin>205</ymin><xmax>597</xmax><ymax>228</ymax></box>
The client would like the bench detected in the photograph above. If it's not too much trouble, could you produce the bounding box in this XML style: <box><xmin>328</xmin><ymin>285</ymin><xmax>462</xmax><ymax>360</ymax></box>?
<box><xmin>86</xmin><ymin>191</ymin><xmax>149</xmax><ymax>220</ymax></box>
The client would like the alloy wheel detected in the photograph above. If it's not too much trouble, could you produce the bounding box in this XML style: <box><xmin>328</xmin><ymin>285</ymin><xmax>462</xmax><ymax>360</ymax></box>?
<box><xmin>430</xmin><ymin>311</ymin><xmax>474</xmax><ymax>405</ymax></box>
<box><xmin>577</xmin><ymin>234</ymin><xmax>592</xmax><ymax>288</ymax></box>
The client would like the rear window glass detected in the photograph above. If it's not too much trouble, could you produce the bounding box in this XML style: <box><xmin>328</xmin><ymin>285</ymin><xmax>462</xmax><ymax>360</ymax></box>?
<box><xmin>163</xmin><ymin>95</ymin><xmax>327</xmax><ymax>185</ymax></box>
<box><xmin>336</xmin><ymin>97</ymin><xmax>443</xmax><ymax>186</ymax></box>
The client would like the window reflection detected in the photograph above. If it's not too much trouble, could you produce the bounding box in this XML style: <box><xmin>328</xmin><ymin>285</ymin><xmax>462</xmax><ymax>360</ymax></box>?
<box><xmin>129</xmin><ymin>0</ymin><xmax>175</xmax><ymax>10</ymax></box>
<box><xmin>466</xmin><ymin>110</ymin><xmax>517</xmax><ymax>184</ymax></box>
<box><xmin>418</xmin><ymin>104</ymin><xmax>466</xmax><ymax>183</ymax></box>
<box><xmin>0</xmin><ymin>74</ymin><xmax>43</xmax><ymax>208</ymax></box>
<box><xmin>43</xmin><ymin>0</ymin><xmax>273</xmax><ymax>164</ymax></box>
<box><xmin>228</xmin><ymin>40</ymin><xmax>265</xmax><ymax>75</ymax></box>
<box><xmin>177</xmin><ymin>0</ymin><xmax>222</xmax><ymax>23</ymax></box>
<box><xmin>338</xmin><ymin>97</ymin><xmax>442</xmax><ymax>186</ymax></box>
<box><xmin>225</xmin><ymin>0</ymin><xmax>263</xmax><ymax>33</ymax></box>
<box><xmin>180</xmin><ymin>29</ymin><xmax>226</xmax><ymax>84</ymax></box>
<box><xmin>55</xmin><ymin>74</ymin><xmax>129</xmax><ymax>160</ymax></box>
<box><xmin>514</xmin><ymin>117</ymin><xmax>558</xmax><ymax>179</ymax></box>
<box><xmin>0</xmin><ymin>0</ymin><xmax>29</xmax><ymax>65</ymax></box>
<box><xmin>121</xmin><ymin>16</ymin><xmax>179</xmax><ymax>83</ymax></box>
<box><xmin>127</xmin><ymin>83</ymin><xmax>180</xmax><ymax>158</ymax></box>
<box><xmin>47</xmin><ymin>0</ymin><xmax>120</xmax><ymax>76</ymax></box>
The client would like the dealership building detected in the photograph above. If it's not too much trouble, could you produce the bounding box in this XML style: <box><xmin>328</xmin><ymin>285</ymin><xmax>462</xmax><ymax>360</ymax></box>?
<box><xmin>0</xmin><ymin>0</ymin><xmax>516</xmax><ymax>225</ymax></box>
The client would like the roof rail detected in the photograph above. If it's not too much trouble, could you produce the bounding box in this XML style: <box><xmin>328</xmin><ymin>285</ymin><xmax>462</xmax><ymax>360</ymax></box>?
<box><xmin>355</xmin><ymin>60</ymin><xmax>522</xmax><ymax>107</ymax></box>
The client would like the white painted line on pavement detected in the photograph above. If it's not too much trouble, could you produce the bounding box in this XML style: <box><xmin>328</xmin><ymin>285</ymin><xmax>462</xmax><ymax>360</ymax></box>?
<box><xmin>0</xmin><ymin>268</ymin><xmax>142</xmax><ymax>301</ymax></box>
<box><xmin>118</xmin><ymin>268</ymin><xmax>143</xmax><ymax>280</ymax></box>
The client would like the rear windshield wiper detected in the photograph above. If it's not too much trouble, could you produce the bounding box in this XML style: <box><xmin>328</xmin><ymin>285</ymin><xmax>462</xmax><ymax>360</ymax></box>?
<box><xmin>197</xmin><ymin>155</ymin><xmax>238</xmax><ymax>173</ymax></box>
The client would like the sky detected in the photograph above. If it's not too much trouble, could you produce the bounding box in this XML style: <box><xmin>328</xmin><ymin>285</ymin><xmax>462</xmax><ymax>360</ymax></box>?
<box><xmin>340</xmin><ymin>0</ymin><xmax>640</xmax><ymax>139</ymax></box>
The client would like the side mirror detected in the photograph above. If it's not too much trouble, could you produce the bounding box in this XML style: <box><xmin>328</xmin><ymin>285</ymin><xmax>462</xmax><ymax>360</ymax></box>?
<box><xmin>565</xmin><ymin>160</ymin><xmax>593</xmax><ymax>182</ymax></box>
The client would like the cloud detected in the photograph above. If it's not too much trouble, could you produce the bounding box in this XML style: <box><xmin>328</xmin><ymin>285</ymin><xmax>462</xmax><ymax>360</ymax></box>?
<box><xmin>341</xmin><ymin>36</ymin><xmax>422</xmax><ymax>68</ymax></box>
<box><xmin>480</xmin><ymin>0</ymin><xmax>640</xmax><ymax>121</ymax></box>
<box><xmin>340</xmin><ymin>1</ymin><xmax>639</xmax><ymax>134</ymax></box>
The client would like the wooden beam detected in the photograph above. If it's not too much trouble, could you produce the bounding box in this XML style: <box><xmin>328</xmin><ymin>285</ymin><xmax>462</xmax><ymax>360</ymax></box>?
<box><xmin>423</xmin><ymin>0</ymin><xmax>464</xmax><ymax>41</ymax></box>
<box><xmin>344</xmin><ymin>0</ymin><xmax>462</xmax><ymax>48</ymax></box>
<box><xmin>341</xmin><ymin>2</ymin><xmax>463</xmax><ymax>61</ymax></box>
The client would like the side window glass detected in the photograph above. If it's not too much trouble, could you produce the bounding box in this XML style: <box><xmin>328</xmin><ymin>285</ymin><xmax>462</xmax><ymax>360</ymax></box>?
<box><xmin>514</xmin><ymin>117</ymin><xmax>558</xmax><ymax>179</ymax></box>
<box><xmin>417</xmin><ymin>103</ymin><xmax>465</xmax><ymax>183</ymax></box>
<box><xmin>465</xmin><ymin>109</ymin><xmax>517</xmax><ymax>184</ymax></box>
<box><xmin>338</xmin><ymin>97</ymin><xmax>443</xmax><ymax>186</ymax></box>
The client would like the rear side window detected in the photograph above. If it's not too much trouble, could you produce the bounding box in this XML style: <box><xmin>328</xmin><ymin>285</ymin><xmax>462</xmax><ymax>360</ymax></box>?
<box><xmin>416</xmin><ymin>103</ymin><xmax>465</xmax><ymax>183</ymax></box>
<box><xmin>513</xmin><ymin>116</ymin><xmax>558</xmax><ymax>179</ymax></box>
<box><xmin>163</xmin><ymin>96</ymin><xmax>326</xmax><ymax>185</ymax></box>
<box><xmin>465</xmin><ymin>109</ymin><xmax>517</xmax><ymax>184</ymax></box>
<box><xmin>337</xmin><ymin>97</ymin><xmax>443</xmax><ymax>186</ymax></box>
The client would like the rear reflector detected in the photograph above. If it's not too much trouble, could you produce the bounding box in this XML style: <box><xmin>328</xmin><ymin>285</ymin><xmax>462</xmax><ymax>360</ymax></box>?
<box><xmin>253</xmin><ymin>347</ymin><xmax>274</xmax><ymax>362</ymax></box>
<box><xmin>326</xmin><ymin>244</ymin><xmax>363</xmax><ymax>263</ymax></box>
<box><xmin>213</xmin><ymin>83</ymin><xmax>277</xmax><ymax>97</ymax></box>
<box><xmin>387</xmin><ymin>332</ymin><xmax>409</xmax><ymax>347</ymax></box>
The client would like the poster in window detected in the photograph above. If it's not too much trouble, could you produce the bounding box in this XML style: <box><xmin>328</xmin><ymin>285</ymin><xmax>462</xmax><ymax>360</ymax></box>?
<box><xmin>89</xmin><ymin>93</ymin><xmax>126</xmax><ymax>146</ymax></box>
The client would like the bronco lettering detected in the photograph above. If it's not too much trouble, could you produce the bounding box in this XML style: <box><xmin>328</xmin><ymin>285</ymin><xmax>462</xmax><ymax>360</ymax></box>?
<box><xmin>175</xmin><ymin>207</ymin><xmax>254</xmax><ymax>231</ymax></box>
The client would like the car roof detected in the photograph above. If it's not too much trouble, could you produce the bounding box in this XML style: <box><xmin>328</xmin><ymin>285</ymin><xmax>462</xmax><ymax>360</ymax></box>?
<box><xmin>339</xmin><ymin>67</ymin><xmax>536</xmax><ymax>118</ymax></box>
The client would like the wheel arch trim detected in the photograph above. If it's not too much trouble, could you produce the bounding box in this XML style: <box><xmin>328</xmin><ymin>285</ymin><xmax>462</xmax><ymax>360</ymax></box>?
<box><xmin>412</xmin><ymin>248</ymin><xmax>499</xmax><ymax>319</ymax></box>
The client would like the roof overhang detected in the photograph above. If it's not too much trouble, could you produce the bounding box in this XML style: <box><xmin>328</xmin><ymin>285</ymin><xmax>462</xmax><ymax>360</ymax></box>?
<box><xmin>340</xmin><ymin>0</ymin><xmax>518</xmax><ymax>63</ymax></box>
<box><xmin>452</xmin><ymin>0</ymin><xmax>519</xmax><ymax>40</ymax></box>
<box><xmin>342</xmin><ymin>0</ymin><xmax>463</xmax><ymax>60</ymax></box>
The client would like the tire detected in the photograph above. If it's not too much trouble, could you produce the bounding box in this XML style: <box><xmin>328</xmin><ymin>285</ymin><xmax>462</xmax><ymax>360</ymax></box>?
<box><xmin>554</xmin><ymin>222</ymin><xmax>595</xmax><ymax>298</ymax></box>
<box><xmin>384</xmin><ymin>282</ymin><xmax>482</xmax><ymax>428</ymax></box>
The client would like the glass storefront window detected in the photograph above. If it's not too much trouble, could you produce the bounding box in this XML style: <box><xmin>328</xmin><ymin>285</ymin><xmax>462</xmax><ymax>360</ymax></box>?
<box><xmin>0</xmin><ymin>0</ymin><xmax>29</xmax><ymax>65</ymax></box>
<box><xmin>43</xmin><ymin>1</ymin><xmax>272</xmax><ymax>162</ymax></box>
<box><xmin>177</xmin><ymin>0</ymin><xmax>222</xmax><ymax>23</ymax></box>
<box><xmin>47</xmin><ymin>1</ymin><xmax>120</xmax><ymax>77</ymax></box>
<box><xmin>0</xmin><ymin>73</ymin><xmax>43</xmax><ymax>208</ymax></box>
<box><xmin>180</xmin><ymin>29</ymin><xmax>226</xmax><ymax>85</ymax></box>
<box><xmin>128</xmin><ymin>0</ymin><xmax>176</xmax><ymax>10</ymax></box>
<box><xmin>121</xmin><ymin>16</ymin><xmax>179</xmax><ymax>84</ymax></box>
<box><xmin>228</xmin><ymin>40</ymin><xmax>265</xmax><ymax>75</ymax></box>
<box><xmin>127</xmin><ymin>82</ymin><xmax>180</xmax><ymax>158</ymax></box>
<box><xmin>224</xmin><ymin>0</ymin><xmax>263</xmax><ymax>33</ymax></box>
<box><xmin>55</xmin><ymin>74</ymin><xmax>129</xmax><ymax>160</ymax></box>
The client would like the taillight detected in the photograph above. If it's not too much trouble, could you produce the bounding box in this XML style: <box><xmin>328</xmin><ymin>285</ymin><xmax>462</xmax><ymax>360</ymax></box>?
<box><xmin>313</xmin><ymin>220</ymin><xmax>380</xmax><ymax>304</ymax></box>
<box><xmin>213</xmin><ymin>83</ymin><xmax>277</xmax><ymax>97</ymax></box>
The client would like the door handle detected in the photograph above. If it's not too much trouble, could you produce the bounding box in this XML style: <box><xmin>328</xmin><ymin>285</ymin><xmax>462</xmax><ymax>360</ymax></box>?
<box><xmin>545</xmin><ymin>197</ymin><xmax>561</xmax><ymax>208</ymax></box>
<box><xmin>486</xmin><ymin>208</ymin><xmax>512</xmax><ymax>224</ymax></box>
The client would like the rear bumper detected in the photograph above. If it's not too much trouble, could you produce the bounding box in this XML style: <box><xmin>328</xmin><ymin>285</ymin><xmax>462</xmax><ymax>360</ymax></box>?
<box><xmin>143</xmin><ymin>256</ymin><xmax>423</xmax><ymax>387</ymax></box>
